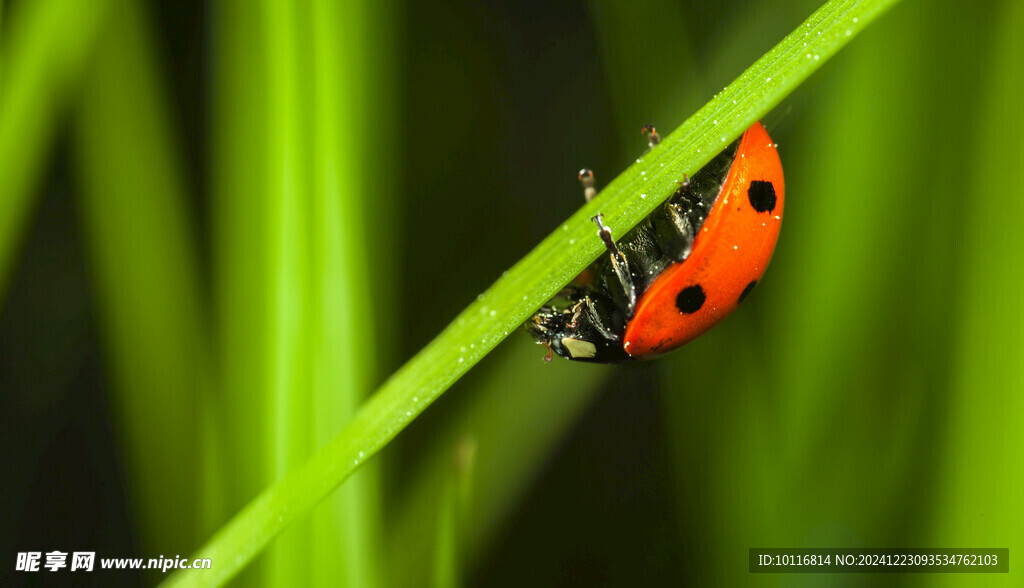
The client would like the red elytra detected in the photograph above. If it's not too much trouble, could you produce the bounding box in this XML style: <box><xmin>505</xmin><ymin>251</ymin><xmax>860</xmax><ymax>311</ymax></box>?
<box><xmin>622</xmin><ymin>121</ymin><xmax>785</xmax><ymax>357</ymax></box>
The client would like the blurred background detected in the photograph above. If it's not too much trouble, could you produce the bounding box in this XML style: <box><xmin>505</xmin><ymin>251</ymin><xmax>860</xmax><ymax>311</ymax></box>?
<box><xmin>1</xmin><ymin>0</ymin><xmax>1021</xmax><ymax>586</ymax></box>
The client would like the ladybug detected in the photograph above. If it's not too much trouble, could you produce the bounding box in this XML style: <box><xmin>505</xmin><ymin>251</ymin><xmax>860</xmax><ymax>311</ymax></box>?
<box><xmin>528</xmin><ymin>121</ymin><xmax>784</xmax><ymax>362</ymax></box>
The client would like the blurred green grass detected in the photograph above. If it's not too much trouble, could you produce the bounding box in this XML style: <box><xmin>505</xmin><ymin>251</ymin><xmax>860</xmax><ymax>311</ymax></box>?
<box><xmin>0</xmin><ymin>0</ymin><xmax>109</xmax><ymax>296</ymax></box>
<box><xmin>73</xmin><ymin>0</ymin><xmax>209</xmax><ymax>558</ymax></box>
<box><xmin>1</xmin><ymin>0</ymin><xmax>1022</xmax><ymax>586</ymax></box>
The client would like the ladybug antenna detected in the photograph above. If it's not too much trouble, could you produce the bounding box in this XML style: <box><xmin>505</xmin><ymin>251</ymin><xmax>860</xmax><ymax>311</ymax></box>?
<box><xmin>641</xmin><ymin>124</ymin><xmax>660</xmax><ymax>148</ymax></box>
<box><xmin>591</xmin><ymin>213</ymin><xmax>620</xmax><ymax>255</ymax></box>
<box><xmin>578</xmin><ymin>168</ymin><xmax>596</xmax><ymax>202</ymax></box>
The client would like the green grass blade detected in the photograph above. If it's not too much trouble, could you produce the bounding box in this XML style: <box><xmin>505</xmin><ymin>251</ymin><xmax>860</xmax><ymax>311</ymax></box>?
<box><xmin>386</xmin><ymin>338</ymin><xmax>607</xmax><ymax>586</ymax></box>
<box><xmin>432</xmin><ymin>470</ymin><xmax>459</xmax><ymax>588</ymax></box>
<box><xmin>431</xmin><ymin>437</ymin><xmax>476</xmax><ymax>588</ymax></box>
<box><xmin>210</xmin><ymin>1</ymin><xmax>276</xmax><ymax>582</ymax></box>
<box><xmin>210</xmin><ymin>0</ymin><xmax>266</xmax><ymax>513</ymax></box>
<box><xmin>933</xmin><ymin>0</ymin><xmax>1024</xmax><ymax>582</ymax></box>
<box><xmin>0</xmin><ymin>2</ymin><xmax>4</xmax><ymax>71</ymax></box>
<box><xmin>211</xmin><ymin>0</ymin><xmax>392</xmax><ymax>584</ymax></box>
<box><xmin>308</xmin><ymin>0</ymin><xmax>388</xmax><ymax>585</ymax></box>
<box><xmin>164</xmin><ymin>1</ymin><xmax>901</xmax><ymax>585</ymax></box>
<box><xmin>0</xmin><ymin>0</ymin><xmax>109</xmax><ymax>300</ymax></box>
<box><xmin>71</xmin><ymin>0</ymin><xmax>210</xmax><ymax>558</ymax></box>
<box><xmin>256</xmin><ymin>1</ymin><xmax>314</xmax><ymax>584</ymax></box>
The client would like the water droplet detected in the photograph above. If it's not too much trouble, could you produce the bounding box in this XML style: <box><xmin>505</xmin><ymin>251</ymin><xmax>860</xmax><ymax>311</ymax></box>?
<box><xmin>640</xmin><ymin>193</ymin><xmax>647</xmax><ymax>199</ymax></box>
<box><xmin>359</xmin><ymin>451</ymin><xmax>364</xmax><ymax>458</ymax></box>
<box><xmin>766</xmin><ymin>77</ymin><xmax>771</xmax><ymax>82</ymax></box>
<box><xmin>489</xmin><ymin>310</ymin><xmax>496</xmax><ymax>317</ymax></box>
<box><xmin>853</xmin><ymin>16</ymin><xmax>859</xmax><ymax>23</ymax></box>
<box><xmin>459</xmin><ymin>357</ymin><xmax>464</xmax><ymax>363</ymax></box>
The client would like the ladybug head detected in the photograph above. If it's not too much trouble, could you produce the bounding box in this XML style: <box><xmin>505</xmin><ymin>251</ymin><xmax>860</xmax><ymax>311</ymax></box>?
<box><xmin>526</xmin><ymin>299</ymin><xmax>628</xmax><ymax>363</ymax></box>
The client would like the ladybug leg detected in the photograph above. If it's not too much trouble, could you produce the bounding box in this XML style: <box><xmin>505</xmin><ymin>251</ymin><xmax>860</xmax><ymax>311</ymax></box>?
<box><xmin>592</xmin><ymin>214</ymin><xmax>637</xmax><ymax>317</ymax></box>
<box><xmin>641</xmin><ymin>124</ymin><xmax>661</xmax><ymax>150</ymax></box>
<box><xmin>651</xmin><ymin>202</ymin><xmax>695</xmax><ymax>262</ymax></box>
<box><xmin>571</xmin><ymin>296</ymin><xmax>619</xmax><ymax>343</ymax></box>
<box><xmin>542</xmin><ymin>345</ymin><xmax>554</xmax><ymax>363</ymax></box>
<box><xmin>578</xmin><ymin>168</ymin><xmax>597</xmax><ymax>202</ymax></box>
<box><xmin>669</xmin><ymin>175</ymin><xmax>691</xmax><ymax>203</ymax></box>
<box><xmin>653</xmin><ymin>176</ymin><xmax>696</xmax><ymax>262</ymax></box>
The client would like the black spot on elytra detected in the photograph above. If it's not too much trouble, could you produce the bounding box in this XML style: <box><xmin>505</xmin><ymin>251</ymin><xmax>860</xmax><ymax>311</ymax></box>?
<box><xmin>748</xmin><ymin>180</ymin><xmax>776</xmax><ymax>213</ymax></box>
<box><xmin>738</xmin><ymin>280</ymin><xmax>757</xmax><ymax>304</ymax></box>
<box><xmin>676</xmin><ymin>285</ymin><xmax>706</xmax><ymax>314</ymax></box>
